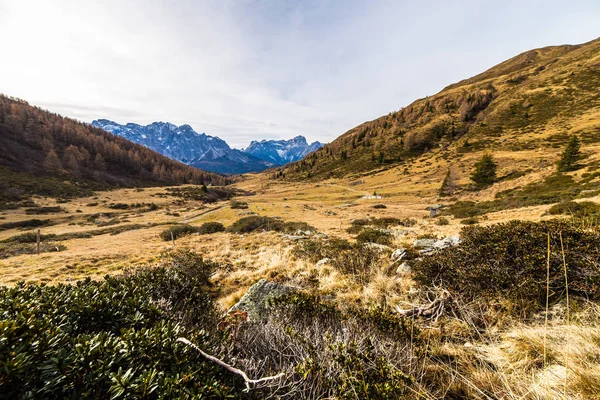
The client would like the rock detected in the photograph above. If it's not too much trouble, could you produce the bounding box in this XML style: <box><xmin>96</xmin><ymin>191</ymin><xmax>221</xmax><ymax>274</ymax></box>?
<box><xmin>315</xmin><ymin>258</ymin><xmax>331</xmax><ymax>268</ymax></box>
<box><xmin>396</xmin><ymin>262</ymin><xmax>412</xmax><ymax>275</ymax></box>
<box><xmin>229</xmin><ymin>279</ymin><xmax>293</xmax><ymax>321</ymax></box>
<box><xmin>414</xmin><ymin>236</ymin><xmax>461</xmax><ymax>254</ymax></box>
<box><xmin>413</xmin><ymin>238</ymin><xmax>438</xmax><ymax>249</ymax></box>
<box><xmin>434</xmin><ymin>236</ymin><xmax>461</xmax><ymax>249</ymax></box>
<box><xmin>390</xmin><ymin>248</ymin><xmax>407</xmax><ymax>261</ymax></box>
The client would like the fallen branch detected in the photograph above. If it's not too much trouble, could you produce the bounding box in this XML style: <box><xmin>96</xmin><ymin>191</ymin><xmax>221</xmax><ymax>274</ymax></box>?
<box><xmin>396</xmin><ymin>290</ymin><xmax>450</xmax><ymax>322</ymax></box>
<box><xmin>177</xmin><ymin>337</ymin><xmax>285</xmax><ymax>391</ymax></box>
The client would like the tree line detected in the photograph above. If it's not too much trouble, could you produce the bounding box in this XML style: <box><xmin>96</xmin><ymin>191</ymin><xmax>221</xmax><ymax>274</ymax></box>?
<box><xmin>0</xmin><ymin>95</ymin><xmax>229</xmax><ymax>187</ymax></box>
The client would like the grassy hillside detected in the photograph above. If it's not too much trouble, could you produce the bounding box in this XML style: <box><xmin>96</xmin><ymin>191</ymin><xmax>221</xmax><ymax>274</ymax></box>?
<box><xmin>277</xmin><ymin>37</ymin><xmax>600</xmax><ymax>180</ymax></box>
<box><xmin>0</xmin><ymin>95</ymin><xmax>230</xmax><ymax>208</ymax></box>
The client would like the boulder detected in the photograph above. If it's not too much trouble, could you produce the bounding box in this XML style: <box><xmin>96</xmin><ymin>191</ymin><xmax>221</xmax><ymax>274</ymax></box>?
<box><xmin>413</xmin><ymin>238</ymin><xmax>438</xmax><ymax>249</ymax></box>
<box><xmin>229</xmin><ymin>279</ymin><xmax>293</xmax><ymax>321</ymax></box>
<box><xmin>396</xmin><ymin>262</ymin><xmax>412</xmax><ymax>275</ymax></box>
<box><xmin>390</xmin><ymin>248</ymin><xmax>406</xmax><ymax>261</ymax></box>
<box><xmin>414</xmin><ymin>236</ymin><xmax>461</xmax><ymax>255</ymax></box>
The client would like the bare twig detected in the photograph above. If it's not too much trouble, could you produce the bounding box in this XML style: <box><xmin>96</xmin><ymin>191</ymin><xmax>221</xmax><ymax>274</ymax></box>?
<box><xmin>396</xmin><ymin>290</ymin><xmax>450</xmax><ymax>321</ymax></box>
<box><xmin>177</xmin><ymin>337</ymin><xmax>285</xmax><ymax>391</ymax></box>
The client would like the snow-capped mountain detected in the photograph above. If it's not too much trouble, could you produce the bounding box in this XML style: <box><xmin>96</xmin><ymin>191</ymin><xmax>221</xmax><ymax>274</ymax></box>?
<box><xmin>91</xmin><ymin>120</ymin><xmax>322</xmax><ymax>175</ymax></box>
<box><xmin>91</xmin><ymin>119</ymin><xmax>273</xmax><ymax>174</ymax></box>
<box><xmin>243</xmin><ymin>136</ymin><xmax>324</xmax><ymax>165</ymax></box>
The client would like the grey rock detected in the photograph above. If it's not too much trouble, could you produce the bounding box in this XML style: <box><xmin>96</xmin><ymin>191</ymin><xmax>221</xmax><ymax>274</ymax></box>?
<box><xmin>315</xmin><ymin>258</ymin><xmax>331</xmax><ymax>268</ymax></box>
<box><xmin>413</xmin><ymin>238</ymin><xmax>438</xmax><ymax>249</ymax></box>
<box><xmin>391</xmin><ymin>248</ymin><xmax>407</xmax><ymax>261</ymax></box>
<box><xmin>396</xmin><ymin>262</ymin><xmax>412</xmax><ymax>275</ymax></box>
<box><xmin>229</xmin><ymin>279</ymin><xmax>294</xmax><ymax>321</ymax></box>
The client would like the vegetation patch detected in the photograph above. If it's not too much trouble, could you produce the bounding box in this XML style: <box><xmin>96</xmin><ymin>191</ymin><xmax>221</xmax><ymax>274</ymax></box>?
<box><xmin>0</xmin><ymin>251</ymin><xmax>243</xmax><ymax>398</ymax></box>
<box><xmin>547</xmin><ymin>200</ymin><xmax>600</xmax><ymax>218</ymax></box>
<box><xmin>347</xmin><ymin>217</ymin><xmax>416</xmax><ymax>234</ymax></box>
<box><xmin>230</xmin><ymin>200</ymin><xmax>249</xmax><ymax>209</ymax></box>
<box><xmin>0</xmin><ymin>218</ymin><xmax>52</xmax><ymax>231</ymax></box>
<box><xmin>24</xmin><ymin>206</ymin><xmax>66</xmax><ymax>214</ymax></box>
<box><xmin>0</xmin><ymin>241</ymin><xmax>66</xmax><ymax>259</ymax></box>
<box><xmin>445</xmin><ymin>172</ymin><xmax>600</xmax><ymax>218</ymax></box>
<box><xmin>160</xmin><ymin>224</ymin><xmax>199</xmax><ymax>241</ymax></box>
<box><xmin>197</xmin><ymin>222</ymin><xmax>226</xmax><ymax>234</ymax></box>
<box><xmin>294</xmin><ymin>238</ymin><xmax>381</xmax><ymax>282</ymax></box>
<box><xmin>356</xmin><ymin>228</ymin><xmax>394</xmax><ymax>246</ymax></box>
<box><xmin>108</xmin><ymin>202</ymin><xmax>159</xmax><ymax>211</ymax></box>
<box><xmin>227</xmin><ymin>216</ymin><xmax>315</xmax><ymax>234</ymax></box>
<box><xmin>165</xmin><ymin>186</ymin><xmax>242</xmax><ymax>203</ymax></box>
<box><xmin>413</xmin><ymin>220</ymin><xmax>600</xmax><ymax>313</ymax></box>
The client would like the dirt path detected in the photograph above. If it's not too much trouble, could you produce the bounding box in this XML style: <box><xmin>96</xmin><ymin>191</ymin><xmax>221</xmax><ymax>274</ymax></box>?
<box><xmin>323</xmin><ymin>183</ymin><xmax>370</xmax><ymax>196</ymax></box>
<box><xmin>180</xmin><ymin>205</ymin><xmax>225</xmax><ymax>224</ymax></box>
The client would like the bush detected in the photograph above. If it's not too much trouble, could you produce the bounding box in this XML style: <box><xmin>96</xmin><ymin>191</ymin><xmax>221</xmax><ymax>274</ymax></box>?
<box><xmin>227</xmin><ymin>216</ymin><xmax>282</xmax><ymax>233</ymax></box>
<box><xmin>0</xmin><ymin>218</ymin><xmax>51</xmax><ymax>231</ymax></box>
<box><xmin>197</xmin><ymin>221</ymin><xmax>226</xmax><ymax>234</ymax></box>
<box><xmin>0</xmin><ymin>251</ymin><xmax>244</xmax><ymax>399</ymax></box>
<box><xmin>230</xmin><ymin>200</ymin><xmax>249</xmax><ymax>209</ymax></box>
<box><xmin>356</xmin><ymin>228</ymin><xmax>393</xmax><ymax>246</ymax></box>
<box><xmin>227</xmin><ymin>216</ymin><xmax>315</xmax><ymax>235</ymax></box>
<box><xmin>435</xmin><ymin>217</ymin><xmax>449</xmax><ymax>226</ymax></box>
<box><xmin>230</xmin><ymin>293</ymin><xmax>420</xmax><ymax>399</ymax></box>
<box><xmin>460</xmin><ymin>216</ymin><xmax>479</xmax><ymax>225</ymax></box>
<box><xmin>548</xmin><ymin>201</ymin><xmax>600</xmax><ymax>217</ymax></box>
<box><xmin>159</xmin><ymin>224</ymin><xmax>198</xmax><ymax>241</ymax></box>
<box><xmin>413</xmin><ymin>220</ymin><xmax>600</xmax><ymax>312</ymax></box>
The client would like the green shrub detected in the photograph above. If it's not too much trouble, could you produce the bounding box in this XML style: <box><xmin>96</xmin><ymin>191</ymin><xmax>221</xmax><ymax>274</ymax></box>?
<box><xmin>412</xmin><ymin>220</ymin><xmax>600</xmax><ymax>312</ymax></box>
<box><xmin>230</xmin><ymin>200</ymin><xmax>249</xmax><ymax>209</ymax></box>
<box><xmin>548</xmin><ymin>201</ymin><xmax>600</xmax><ymax>217</ymax></box>
<box><xmin>460</xmin><ymin>216</ymin><xmax>479</xmax><ymax>225</ymax></box>
<box><xmin>159</xmin><ymin>224</ymin><xmax>198</xmax><ymax>241</ymax></box>
<box><xmin>0</xmin><ymin>251</ymin><xmax>246</xmax><ymax>399</ymax></box>
<box><xmin>0</xmin><ymin>218</ymin><xmax>52</xmax><ymax>231</ymax></box>
<box><xmin>227</xmin><ymin>216</ymin><xmax>283</xmax><ymax>233</ymax></box>
<box><xmin>445</xmin><ymin>173</ymin><xmax>590</xmax><ymax>218</ymax></box>
<box><xmin>227</xmin><ymin>216</ymin><xmax>315</xmax><ymax>235</ymax></box>
<box><xmin>435</xmin><ymin>217</ymin><xmax>449</xmax><ymax>226</ymax></box>
<box><xmin>347</xmin><ymin>217</ymin><xmax>416</xmax><ymax>233</ymax></box>
<box><xmin>356</xmin><ymin>228</ymin><xmax>393</xmax><ymax>246</ymax></box>
<box><xmin>197</xmin><ymin>222</ymin><xmax>226</xmax><ymax>234</ymax></box>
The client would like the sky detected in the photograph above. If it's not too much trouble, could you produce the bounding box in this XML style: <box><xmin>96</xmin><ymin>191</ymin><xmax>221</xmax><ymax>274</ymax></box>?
<box><xmin>1</xmin><ymin>1</ymin><xmax>599</xmax><ymax>148</ymax></box>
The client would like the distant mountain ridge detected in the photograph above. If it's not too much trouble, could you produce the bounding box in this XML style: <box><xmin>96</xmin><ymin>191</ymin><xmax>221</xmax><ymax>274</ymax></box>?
<box><xmin>92</xmin><ymin>119</ymin><xmax>324</xmax><ymax>174</ymax></box>
<box><xmin>244</xmin><ymin>136</ymin><xmax>323</xmax><ymax>165</ymax></box>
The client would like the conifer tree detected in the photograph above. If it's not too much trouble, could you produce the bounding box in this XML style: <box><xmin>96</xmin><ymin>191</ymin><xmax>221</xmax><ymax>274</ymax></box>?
<box><xmin>43</xmin><ymin>149</ymin><xmax>63</xmax><ymax>173</ymax></box>
<box><xmin>471</xmin><ymin>153</ymin><xmax>497</xmax><ymax>186</ymax></box>
<box><xmin>557</xmin><ymin>135</ymin><xmax>580</xmax><ymax>172</ymax></box>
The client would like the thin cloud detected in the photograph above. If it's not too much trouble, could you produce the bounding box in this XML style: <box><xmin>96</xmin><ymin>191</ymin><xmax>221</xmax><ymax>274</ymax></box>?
<box><xmin>1</xmin><ymin>0</ymin><xmax>599</xmax><ymax>148</ymax></box>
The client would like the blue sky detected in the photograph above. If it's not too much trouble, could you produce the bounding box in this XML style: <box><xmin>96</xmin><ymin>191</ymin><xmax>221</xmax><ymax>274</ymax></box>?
<box><xmin>1</xmin><ymin>0</ymin><xmax>599</xmax><ymax>148</ymax></box>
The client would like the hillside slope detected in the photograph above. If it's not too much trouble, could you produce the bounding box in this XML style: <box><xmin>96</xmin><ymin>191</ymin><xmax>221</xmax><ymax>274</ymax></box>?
<box><xmin>0</xmin><ymin>95</ymin><xmax>229</xmax><ymax>204</ymax></box>
<box><xmin>277</xmin><ymin>37</ymin><xmax>600</xmax><ymax>180</ymax></box>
